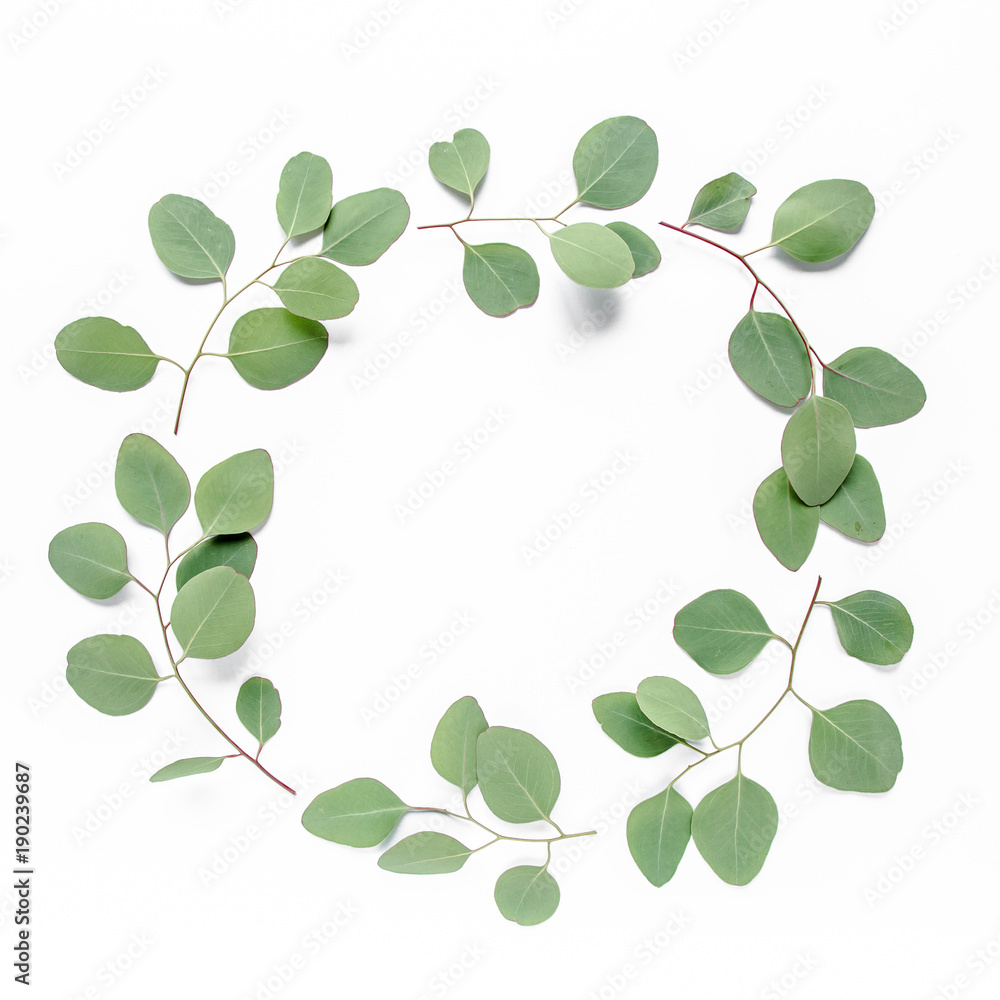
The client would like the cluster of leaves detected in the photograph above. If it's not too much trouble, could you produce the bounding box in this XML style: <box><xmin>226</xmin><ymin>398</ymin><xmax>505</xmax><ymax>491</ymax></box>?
<box><xmin>54</xmin><ymin>152</ymin><xmax>409</xmax><ymax>432</ymax></box>
<box><xmin>594</xmin><ymin>579</ymin><xmax>912</xmax><ymax>886</ymax></box>
<box><xmin>663</xmin><ymin>175</ymin><xmax>926</xmax><ymax>570</ymax></box>
<box><xmin>302</xmin><ymin>697</ymin><xmax>593</xmax><ymax>925</ymax></box>
<box><xmin>48</xmin><ymin>433</ymin><xmax>292</xmax><ymax>791</ymax></box>
<box><xmin>420</xmin><ymin>116</ymin><xmax>661</xmax><ymax>315</ymax></box>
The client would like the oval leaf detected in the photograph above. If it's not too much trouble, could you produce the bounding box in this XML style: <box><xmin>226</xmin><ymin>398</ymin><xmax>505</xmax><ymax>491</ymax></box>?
<box><xmin>276</xmin><ymin>151</ymin><xmax>333</xmax><ymax>238</ymax></box>
<box><xmin>550</xmin><ymin>222</ymin><xmax>634</xmax><ymax>288</ymax></box>
<box><xmin>753</xmin><ymin>467</ymin><xmax>819</xmax><ymax>572</ymax></box>
<box><xmin>150</xmin><ymin>756</ymin><xmax>228</xmax><ymax>782</ymax></box>
<box><xmin>66</xmin><ymin>635</ymin><xmax>161</xmax><ymax>716</ymax></box>
<box><xmin>115</xmin><ymin>433</ymin><xmax>190</xmax><ymax>536</ymax></box>
<box><xmin>636</xmin><ymin>677</ymin><xmax>710</xmax><ymax>741</ymax></box>
<box><xmin>236</xmin><ymin>676</ymin><xmax>281</xmax><ymax>746</ymax></box>
<box><xmin>171</xmin><ymin>566</ymin><xmax>255</xmax><ymax>659</ymax></box>
<box><xmin>301</xmin><ymin>778</ymin><xmax>408</xmax><ymax>847</ymax></box>
<box><xmin>430</xmin><ymin>696</ymin><xmax>488</xmax><ymax>796</ymax></box>
<box><xmin>462</xmin><ymin>242</ymin><xmax>540</xmax><ymax>317</ymax></box>
<box><xmin>148</xmin><ymin>194</ymin><xmax>234</xmax><ymax>280</ymax></box>
<box><xmin>692</xmin><ymin>773</ymin><xmax>778</xmax><ymax>885</ymax></box>
<box><xmin>175</xmin><ymin>534</ymin><xmax>258</xmax><ymax>590</ymax></box>
<box><xmin>781</xmin><ymin>395</ymin><xmax>856</xmax><ymax>506</ymax></box>
<box><xmin>673</xmin><ymin>589</ymin><xmax>777</xmax><ymax>675</ymax></box>
<box><xmin>592</xmin><ymin>692</ymin><xmax>679</xmax><ymax>758</ymax></box>
<box><xmin>573</xmin><ymin>116</ymin><xmax>658</xmax><ymax>209</ymax></box>
<box><xmin>227</xmin><ymin>307</ymin><xmax>328</xmax><ymax>390</ymax></box>
<box><xmin>494</xmin><ymin>866</ymin><xmax>560</xmax><ymax>926</ymax></box>
<box><xmin>49</xmin><ymin>523</ymin><xmax>131</xmax><ymax>599</ymax></box>
<box><xmin>320</xmin><ymin>188</ymin><xmax>409</xmax><ymax>265</ymax></box>
<box><xmin>55</xmin><ymin>317</ymin><xmax>159</xmax><ymax>392</ymax></box>
<box><xmin>820</xmin><ymin>455</ymin><xmax>885</xmax><ymax>542</ymax></box>
<box><xmin>823</xmin><ymin>347</ymin><xmax>926</xmax><ymax>427</ymax></box>
<box><xmin>769</xmin><ymin>179</ymin><xmax>875</xmax><ymax>263</ymax></box>
<box><xmin>195</xmin><ymin>449</ymin><xmax>273</xmax><ymax>535</ymax></box>
<box><xmin>809</xmin><ymin>700</ymin><xmax>903</xmax><ymax>792</ymax></box>
<box><xmin>729</xmin><ymin>310</ymin><xmax>811</xmax><ymax>407</ymax></box>
<box><xmin>477</xmin><ymin>727</ymin><xmax>560</xmax><ymax>825</ymax></box>
<box><xmin>604</xmin><ymin>221</ymin><xmax>661</xmax><ymax>277</ymax></box>
<box><xmin>272</xmin><ymin>258</ymin><xmax>359</xmax><ymax>321</ymax></box>
<box><xmin>686</xmin><ymin>172</ymin><xmax>756</xmax><ymax>230</ymax></box>
<box><xmin>824</xmin><ymin>591</ymin><xmax>913</xmax><ymax>665</ymax></box>
<box><xmin>377</xmin><ymin>832</ymin><xmax>473</xmax><ymax>874</ymax></box>
<box><xmin>626</xmin><ymin>787</ymin><xmax>692</xmax><ymax>887</ymax></box>
<box><xmin>428</xmin><ymin>129</ymin><xmax>489</xmax><ymax>202</ymax></box>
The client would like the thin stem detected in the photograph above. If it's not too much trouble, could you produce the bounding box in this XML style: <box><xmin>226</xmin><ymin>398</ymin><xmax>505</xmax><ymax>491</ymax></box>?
<box><xmin>417</xmin><ymin>215</ymin><xmax>567</xmax><ymax>231</ymax></box>
<box><xmin>408</xmin><ymin>806</ymin><xmax>594</xmax><ymax>845</ymax></box>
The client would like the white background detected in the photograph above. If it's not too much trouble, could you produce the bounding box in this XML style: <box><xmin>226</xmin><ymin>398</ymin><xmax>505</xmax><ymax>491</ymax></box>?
<box><xmin>4</xmin><ymin>0</ymin><xmax>999</xmax><ymax>997</ymax></box>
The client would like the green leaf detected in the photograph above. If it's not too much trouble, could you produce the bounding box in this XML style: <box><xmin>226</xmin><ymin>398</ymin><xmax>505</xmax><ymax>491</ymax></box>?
<box><xmin>66</xmin><ymin>635</ymin><xmax>161</xmax><ymax>716</ymax></box>
<box><xmin>769</xmin><ymin>179</ymin><xmax>875</xmax><ymax>263</ymax></box>
<box><xmin>673</xmin><ymin>589</ymin><xmax>778</xmax><ymax>675</ymax></box>
<box><xmin>753</xmin><ymin>467</ymin><xmax>819</xmax><ymax>572</ymax></box>
<box><xmin>301</xmin><ymin>778</ymin><xmax>408</xmax><ymax>847</ymax></box>
<box><xmin>494</xmin><ymin>866</ymin><xmax>560</xmax><ymax>926</ymax></box>
<box><xmin>728</xmin><ymin>310</ymin><xmax>811</xmax><ymax>407</ymax></box>
<box><xmin>592</xmin><ymin>692</ymin><xmax>679</xmax><ymax>758</ymax></box>
<box><xmin>54</xmin><ymin>317</ymin><xmax>159</xmax><ymax>392</ymax></box>
<box><xmin>686</xmin><ymin>173</ymin><xmax>756</xmax><ymax>230</ymax></box>
<box><xmin>377</xmin><ymin>832</ymin><xmax>473</xmax><ymax>874</ymax></box>
<box><xmin>276</xmin><ymin>151</ymin><xmax>333</xmax><ymax>238</ymax></box>
<box><xmin>48</xmin><ymin>523</ymin><xmax>131</xmax><ymax>599</ymax></box>
<box><xmin>573</xmin><ymin>116</ymin><xmax>658</xmax><ymax>209</ymax></box>
<box><xmin>175</xmin><ymin>534</ymin><xmax>258</xmax><ymax>590</ymax></box>
<box><xmin>604</xmin><ymin>222</ymin><xmax>661</xmax><ymax>277</ymax></box>
<box><xmin>170</xmin><ymin>566</ymin><xmax>255</xmax><ymax>659</ymax></box>
<box><xmin>320</xmin><ymin>188</ymin><xmax>409</xmax><ymax>265</ymax></box>
<box><xmin>148</xmin><ymin>194</ymin><xmax>235</xmax><ymax>280</ymax></box>
<box><xmin>692</xmin><ymin>773</ymin><xmax>778</xmax><ymax>885</ymax></box>
<box><xmin>820</xmin><ymin>455</ymin><xmax>885</xmax><ymax>542</ymax></box>
<box><xmin>462</xmin><ymin>242</ymin><xmax>539</xmax><ymax>317</ymax></box>
<box><xmin>824</xmin><ymin>591</ymin><xmax>913</xmax><ymax>665</ymax></box>
<box><xmin>236</xmin><ymin>676</ymin><xmax>281</xmax><ymax>746</ymax></box>
<box><xmin>227</xmin><ymin>307</ymin><xmax>328</xmax><ymax>390</ymax></box>
<box><xmin>635</xmin><ymin>677</ymin><xmax>710</xmax><ymax>741</ymax></box>
<box><xmin>823</xmin><ymin>347</ymin><xmax>926</xmax><ymax>427</ymax></box>
<box><xmin>430</xmin><ymin>696</ymin><xmax>488</xmax><ymax>796</ymax></box>
<box><xmin>272</xmin><ymin>259</ymin><xmax>359</xmax><ymax>321</ymax></box>
<box><xmin>549</xmin><ymin>223</ymin><xmax>634</xmax><ymax>288</ymax></box>
<box><xmin>626</xmin><ymin>787</ymin><xmax>692</xmax><ymax>887</ymax></box>
<box><xmin>477</xmin><ymin>727</ymin><xmax>560</xmax><ymax>825</ymax></box>
<box><xmin>428</xmin><ymin>129</ymin><xmax>490</xmax><ymax>202</ymax></box>
<box><xmin>781</xmin><ymin>395</ymin><xmax>856</xmax><ymax>506</ymax></box>
<box><xmin>149</xmin><ymin>757</ymin><xmax>228</xmax><ymax>782</ymax></box>
<box><xmin>808</xmin><ymin>700</ymin><xmax>903</xmax><ymax>793</ymax></box>
<box><xmin>194</xmin><ymin>449</ymin><xmax>273</xmax><ymax>535</ymax></box>
<box><xmin>115</xmin><ymin>433</ymin><xmax>190</xmax><ymax>536</ymax></box>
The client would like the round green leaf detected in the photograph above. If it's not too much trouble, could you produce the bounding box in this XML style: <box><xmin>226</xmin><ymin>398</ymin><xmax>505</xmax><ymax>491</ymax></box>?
<box><xmin>236</xmin><ymin>676</ymin><xmax>281</xmax><ymax>746</ymax></box>
<box><xmin>685</xmin><ymin>172</ymin><xmax>756</xmax><ymax>230</ymax></box>
<box><xmin>728</xmin><ymin>310</ymin><xmax>811</xmax><ymax>407</ymax></box>
<box><xmin>692</xmin><ymin>773</ymin><xmax>778</xmax><ymax>885</ymax></box>
<box><xmin>430</xmin><ymin>696</ymin><xmax>488</xmax><ymax>795</ymax></box>
<box><xmin>824</xmin><ymin>591</ymin><xmax>913</xmax><ymax>665</ymax></box>
<box><xmin>148</xmin><ymin>194</ymin><xmax>234</xmax><ymax>280</ymax></box>
<box><xmin>809</xmin><ymin>700</ymin><xmax>903</xmax><ymax>793</ymax></box>
<box><xmin>820</xmin><ymin>455</ymin><xmax>885</xmax><ymax>542</ymax></box>
<box><xmin>227</xmin><ymin>307</ymin><xmax>328</xmax><ymax>390</ymax></box>
<box><xmin>753</xmin><ymin>467</ymin><xmax>819</xmax><ymax>572</ymax></box>
<box><xmin>769</xmin><ymin>179</ymin><xmax>875</xmax><ymax>263</ymax></box>
<box><xmin>377</xmin><ymin>832</ymin><xmax>473</xmax><ymax>874</ymax></box>
<box><xmin>320</xmin><ymin>188</ymin><xmax>409</xmax><ymax>265</ymax></box>
<box><xmin>494</xmin><ymin>866</ymin><xmax>560</xmax><ymax>926</ymax></box>
<box><xmin>823</xmin><ymin>347</ymin><xmax>926</xmax><ymax>427</ymax></box>
<box><xmin>49</xmin><ymin>523</ymin><xmax>131</xmax><ymax>599</ymax></box>
<box><xmin>171</xmin><ymin>566</ymin><xmax>255</xmax><ymax>659</ymax></box>
<box><xmin>636</xmin><ymin>677</ymin><xmax>710</xmax><ymax>741</ymax></box>
<box><xmin>549</xmin><ymin>223</ymin><xmax>634</xmax><ymax>288</ymax></box>
<box><xmin>301</xmin><ymin>778</ymin><xmax>408</xmax><ymax>847</ymax></box>
<box><xmin>66</xmin><ymin>634</ymin><xmax>161</xmax><ymax>716</ymax></box>
<box><xmin>276</xmin><ymin>151</ymin><xmax>333</xmax><ymax>238</ymax></box>
<box><xmin>149</xmin><ymin>756</ymin><xmax>228</xmax><ymax>782</ymax></box>
<box><xmin>272</xmin><ymin>259</ymin><xmax>359</xmax><ymax>321</ymax></box>
<box><xmin>55</xmin><ymin>317</ymin><xmax>159</xmax><ymax>392</ymax></box>
<box><xmin>175</xmin><ymin>534</ymin><xmax>258</xmax><ymax>590</ymax></box>
<box><xmin>673</xmin><ymin>589</ymin><xmax>778</xmax><ymax>675</ymax></box>
<box><xmin>194</xmin><ymin>449</ymin><xmax>273</xmax><ymax>535</ymax></box>
<box><xmin>477</xmin><ymin>727</ymin><xmax>560</xmax><ymax>825</ymax></box>
<box><xmin>604</xmin><ymin>222</ymin><xmax>661</xmax><ymax>277</ymax></box>
<box><xmin>592</xmin><ymin>692</ymin><xmax>679</xmax><ymax>758</ymax></box>
<box><xmin>462</xmin><ymin>242</ymin><xmax>539</xmax><ymax>317</ymax></box>
<box><xmin>115</xmin><ymin>433</ymin><xmax>190</xmax><ymax>536</ymax></box>
<box><xmin>428</xmin><ymin>129</ymin><xmax>490</xmax><ymax>201</ymax></box>
<box><xmin>573</xmin><ymin>116</ymin><xmax>658</xmax><ymax>209</ymax></box>
<box><xmin>781</xmin><ymin>395</ymin><xmax>856</xmax><ymax>506</ymax></box>
<box><xmin>626</xmin><ymin>787</ymin><xmax>692</xmax><ymax>887</ymax></box>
